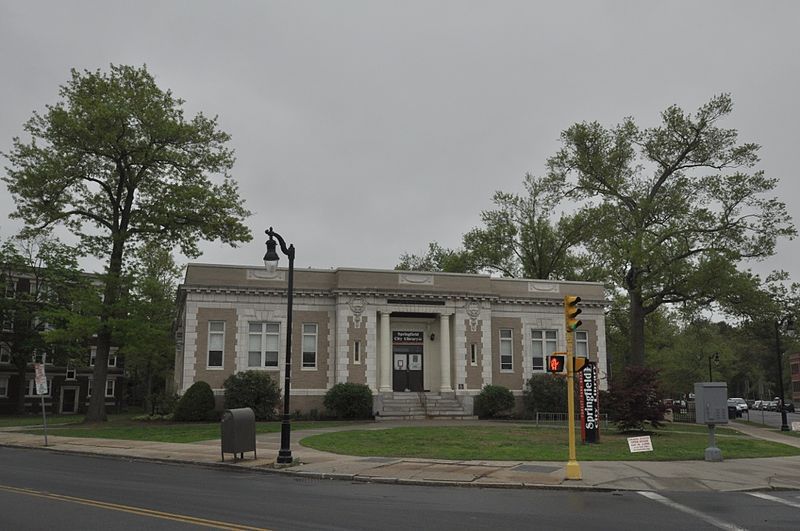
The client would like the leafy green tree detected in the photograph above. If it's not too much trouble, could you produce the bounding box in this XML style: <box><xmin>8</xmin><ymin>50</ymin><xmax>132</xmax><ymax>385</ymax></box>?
<box><xmin>3</xmin><ymin>65</ymin><xmax>252</xmax><ymax>421</ymax></box>
<box><xmin>545</xmin><ymin>94</ymin><xmax>795</xmax><ymax>366</ymax></box>
<box><xmin>117</xmin><ymin>243</ymin><xmax>181</xmax><ymax>413</ymax></box>
<box><xmin>0</xmin><ymin>234</ymin><xmax>84</xmax><ymax>413</ymax></box>
<box><xmin>396</xmin><ymin>242</ymin><xmax>475</xmax><ymax>273</ymax></box>
<box><xmin>462</xmin><ymin>174</ymin><xmax>599</xmax><ymax>280</ymax></box>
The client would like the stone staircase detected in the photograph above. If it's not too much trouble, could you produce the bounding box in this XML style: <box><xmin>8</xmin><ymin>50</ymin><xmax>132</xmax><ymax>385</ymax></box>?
<box><xmin>376</xmin><ymin>392</ymin><xmax>476</xmax><ymax>421</ymax></box>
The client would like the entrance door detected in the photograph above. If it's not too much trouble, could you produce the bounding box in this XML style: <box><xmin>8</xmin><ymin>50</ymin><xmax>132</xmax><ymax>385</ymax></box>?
<box><xmin>392</xmin><ymin>331</ymin><xmax>424</xmax><ymax>392</ymax></box>
<box><xmin>60</xmin><ymin>387</ymin><xmax>78</xmax><ymax>414</ymax></box>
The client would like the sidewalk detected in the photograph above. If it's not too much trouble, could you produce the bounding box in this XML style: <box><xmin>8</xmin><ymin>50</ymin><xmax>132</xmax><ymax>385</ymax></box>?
<box><xmin>2</xmin><ymin>420</ymin><xmax>800</xmax><ymax>492</ymax></box>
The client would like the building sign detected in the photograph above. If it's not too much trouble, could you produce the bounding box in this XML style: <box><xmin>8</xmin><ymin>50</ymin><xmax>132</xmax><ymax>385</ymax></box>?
<box><xmin>34</xmin><ymin>363</ymin><xmax>48</xmax><ymax>395</ymax></box>
<box><xmin>627</xmin><ymin>435</ymin><xmax>653</xmax><ymax>453</ymax></box>
<box><xmin>579</xmin><ymin>361</ymin><xmax>600</xmax><ymax>443</ymax></box>
<box><xmin>392</xmin><ymin>331</ymin><xmax>423</xmax><ymax>344</ymax></box>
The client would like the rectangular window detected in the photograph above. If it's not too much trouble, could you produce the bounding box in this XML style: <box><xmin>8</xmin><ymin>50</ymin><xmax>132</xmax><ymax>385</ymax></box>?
<box><xmin>65</xmin><ymin>366</ymin><xmax>76</xmax><ymax>380</ymax></box>
<box><xmin>302</xmin><ymin>323</ymin><xmax>317</xmax><ymax>369</ymax></box>
<box><xmin>105</xmin><ymin>379</ymin><xmax>115</xmax><ymax>397</ymax></box>
<box><xmin>470</xmin><ymin>344</ymin><xmax>478</xmax><ymax>366</ymax></box>
<box><xmin>4</xmin><ymin>278</ymin><xmax>15</xmax><ymax>298</ymax></box>
<box><xmin>531</xmin><ymin>330</ymin><xmax>558</xmax><ymax>371</ymax></box>
<box><xmin>0</xmin><ymin>376</ymin><xmax>8</xmax><ymax>397</ymax></box>
<box><xmin>26</xmin><ymin>378</ymin><xmax>51</xmax><ymax>397</ymax></box>
<box><xmin>208</xmin><ymin>321</ymin><xmax>225</xmax><ymax>368</ymax></box>
<box><xmin>90</xmin><ymin>347</ymin><xmax>118</xmax><ymax>367</ymax></box>
<box><xmin>499</xmin><ymin>329</ymin><xmax>513</xmax><ymax>371</ymax></box>
<box><xmin>0</xmin><ymin>344</ymin><xmax>10</xmax><ymax>364</ymax></box>
<box><xmin>353</xmin><ymin>340</ymin><xmax>361</xmax><ymax>364</ymax></box>
<box><xmin>1</xmin><ymin>312</ymin><xmax>13</xmax><ymax>332</ymax></box>
<box><xmin>248</xmin><ymin>322</ymin><xmax>280</xmax><ymax>368</ymax></box>
<box><xmin>792</xmin><ymin>363</ymin><xmax>799</xmax><ymax>375</ymax></box>
<box><xmin>575</xmin><ymin>330</ymin><xmax>589</xmax><ymax>359</ymax></box>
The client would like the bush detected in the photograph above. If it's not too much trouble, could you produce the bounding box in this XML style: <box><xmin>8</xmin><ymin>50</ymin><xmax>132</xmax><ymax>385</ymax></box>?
<box><xmin>223</xmin><ymin>371</ymin><xmax>281</xmax><ymax>421</ymax></box>
<box><xmin>173</xmin><ymin>381</ymin><xmax>216</xmax><ymax>421</ymax></box>
<box><xmin>605</xmin><ymin>366</ymin><xmax>666</xmax><ymax>432</ymax></box>
<box><xmin>522</xmin><ymin>374</ymin><xmax>569</xmax><ymax>417</ymax></box>
<box><xmin>323</xmin><ymin>383</ymin><xmax>373</xmax><ymax>419</ymax></box>
<box><xmin>474</xmin><ymin>385</ymin><xmax>515</xmax><ymax>418</ymax></box>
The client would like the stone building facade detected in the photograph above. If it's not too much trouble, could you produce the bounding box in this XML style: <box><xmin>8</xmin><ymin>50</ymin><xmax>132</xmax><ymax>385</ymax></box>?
<box><xmin>174</xmin><ymin>264</ymin><xmax>608</xmax><ymax>415</ymax></box>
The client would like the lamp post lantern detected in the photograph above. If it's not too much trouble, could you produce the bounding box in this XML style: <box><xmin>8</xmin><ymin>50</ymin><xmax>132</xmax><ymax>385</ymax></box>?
<box><xmin>264</xmin><ymin>227</ymin><xmax>295</xmax><ymax>464</ymax></box>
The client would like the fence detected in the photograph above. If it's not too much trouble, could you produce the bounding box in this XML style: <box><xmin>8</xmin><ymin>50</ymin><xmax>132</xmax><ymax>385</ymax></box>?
<box><xmin>533</xmin><ymin>411</ymin><xmax>610</xmax><ymax>429</ymax></box>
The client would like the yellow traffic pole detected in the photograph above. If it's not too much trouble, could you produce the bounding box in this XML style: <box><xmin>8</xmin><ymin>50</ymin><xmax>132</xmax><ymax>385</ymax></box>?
<box><xmin>564</xmin><ymin>296</ymin><xmax>582</xmax><ymax>480</ymax></box>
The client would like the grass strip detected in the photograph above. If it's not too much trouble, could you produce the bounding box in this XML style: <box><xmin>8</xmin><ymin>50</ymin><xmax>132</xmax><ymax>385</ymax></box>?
<box><xmin>300</xmin><ymin>424</ymin><xmax>800</xmax><ymax>461</ymax></box>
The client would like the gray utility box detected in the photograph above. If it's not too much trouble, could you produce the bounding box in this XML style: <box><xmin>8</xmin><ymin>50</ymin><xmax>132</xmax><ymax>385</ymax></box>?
<box><xmin>221</xmin><ymin>407</ymin><xmax>257</xmax><ymax>461</ymax></box>
<box><xmin>694</xmin><ymin>382</ymin><xmax>729</xmax><ymax>425</ymax></box>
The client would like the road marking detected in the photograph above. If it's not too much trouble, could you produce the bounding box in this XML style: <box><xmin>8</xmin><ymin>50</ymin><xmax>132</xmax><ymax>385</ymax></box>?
<box><xmin>637</xmin><ymin>491</ymin><xmax>748</xmax><ymax>531</ymax></box>
<box><xmin>0</xmin><ymin>484</ymin><xmax>269</xmax><ymax>530</ymax></box>
<box><xmin>748</xmin><ymin>492</ymin><xmax>800</xmax><ymax>509</ymax></box>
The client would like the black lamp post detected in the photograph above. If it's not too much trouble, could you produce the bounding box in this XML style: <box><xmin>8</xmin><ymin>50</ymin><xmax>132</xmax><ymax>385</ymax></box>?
<box><xmin>774</xmin><ymin>316</ymin><xmax>795</xmax><ymax>432</ymax></box>
<box><xmin>708</xmin><ymin>352</ymin><xmax>719</xmax><ymax>382</ymax></box>
<box><xmin>264</xmin><ymin>227</ymin><xmax>295</xmax><ymax>464</ymax></box>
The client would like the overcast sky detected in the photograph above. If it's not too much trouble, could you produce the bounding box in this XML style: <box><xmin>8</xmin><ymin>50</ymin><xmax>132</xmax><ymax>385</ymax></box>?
<box><xmin>1</xmin><ymin>0</ymin><xmax>798</xmax><ymax>285</ymax></box>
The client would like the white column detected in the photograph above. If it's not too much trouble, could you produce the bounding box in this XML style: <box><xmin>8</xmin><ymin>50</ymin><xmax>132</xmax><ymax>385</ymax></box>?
<box><xmin>439</xmin><ymin>313</ymin><xmax>452</xmax><ymax>393</ymax></box>
<box><xmin>379</xmin><ymin>311</ymin><xmax>392</xmax><ymax>392</ymax></box>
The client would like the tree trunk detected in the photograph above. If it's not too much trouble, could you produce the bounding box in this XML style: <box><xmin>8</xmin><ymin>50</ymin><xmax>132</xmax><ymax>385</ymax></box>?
<box><xmin>85</xmin><ymin>238</ymin><xmax>125</xmax><ymax>422</ymax></box>
<box><xmin>628</xmin><ymin>290</ymin><xmax>646</xmax><ymax>367</ymax></box>
<box><xmin>15</xmin><ymin>364</ymin><xmax>28</xmax><ymax>415</ymax></box>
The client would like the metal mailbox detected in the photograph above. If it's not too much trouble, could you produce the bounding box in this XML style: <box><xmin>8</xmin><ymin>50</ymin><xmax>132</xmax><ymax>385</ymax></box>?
<box><xmin>220</xmin><ymin>407</ymin><xmax>257</xmax><ymax>461</ymax></box>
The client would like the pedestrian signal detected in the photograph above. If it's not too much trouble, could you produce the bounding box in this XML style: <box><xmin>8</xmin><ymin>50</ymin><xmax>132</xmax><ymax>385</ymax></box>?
<box><xmin>547</xmin><ymin>354</ymin><xmax>566</xmax><ymax>373</ymax></box>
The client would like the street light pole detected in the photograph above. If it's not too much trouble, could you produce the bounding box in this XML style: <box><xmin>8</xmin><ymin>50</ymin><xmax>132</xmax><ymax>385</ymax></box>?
<box><xmin>775</xmin><ymin>319</ymin><xmax>790</xmax><ymax>432</ymax></box>
<box><xmin>264</xmin><ymin>227</ymin><xmax>295</xmax><ymax>463</ymax></box>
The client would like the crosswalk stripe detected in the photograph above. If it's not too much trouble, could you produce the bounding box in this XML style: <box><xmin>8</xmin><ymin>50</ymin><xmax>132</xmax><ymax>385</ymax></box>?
<box><xmin>637</xmin><ymin>491</ymin><xmax>748</xmax><ymax>531</ymax></box>
<box><xmin>748</xmin><ymin>492</ymin><xmax>800</xmax><ymax>509</ymax></box>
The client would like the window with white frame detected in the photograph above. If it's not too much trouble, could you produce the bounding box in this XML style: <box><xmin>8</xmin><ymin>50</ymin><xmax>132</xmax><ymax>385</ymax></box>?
<box><xmin>65</xmin><ymin>366</ymin><xmax>76</xmax><ymax>380</ymax></box>
<box><xmin>353</xmin><ymin>340</ymin><xmax>361</xmax><ymax>364</ymax></box>
<box><xmin>207</xmin><ymin>321</ymin><xmax>225</xmax><ymax>368</ymax></box>
<box><xmin>105</xmin><ymin>379</ymin><xmax>115</xmax><ymax>397</ymax></box>
<box><xmin>0</xmin><ymin>344</ymin><xmax>10</xmax><ymax>364</ymax></box>
<box><xmin>302</xmin><ymin>323</ymin><xmax>317</xmax><ymax>369</ymax></box>
<box><xmin>531</xmin><ymin>330</ymin><xmax>558</xmax><ymax>371</ymax></box>
<box><xmin>90</xmin><ymin>347</ymin><xmax>118</xmax><ymax>367</ymax></box>
<box><xmin>4</xmin><ymin>278</ymin><xmax>15</xmax><ymax>298</ymax></box>
<box><xmin>499</xmin><ymin>329</ymin><xmax>513</xmax><ymax>371</ymax></box>
<box><xmin>248</xmin><ymin>322</ymin><xmax>280</xmax><ymax>368</ymax></box>
<box><xmin>575</xmin><ymin>330</ymin><xmax>589</xmax><ymax>358</ymax></box>
<box><xmin>26</xmin><ymin>378</ymin><xmax>51</xmax><ymax>397</ymax></box>
<box><xmin>31</xmin><ymin>350</ymin><xmax>52</xmax><ymax>365</ymax></box>
<box><xmin>0</xmin><ymin>376</ymin><xmax>8</xmax><ymax>397</ymax></box>
<box><xmin>2</xmin><ymin>311</ymin><xmax>13</xmax><ymax>332</ymax></box>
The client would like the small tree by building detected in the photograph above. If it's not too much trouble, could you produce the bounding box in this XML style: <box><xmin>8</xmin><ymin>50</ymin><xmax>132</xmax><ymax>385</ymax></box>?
<box><xmin>604</xmin><ymin>366</ymin><xmax>666</xmax><ymax>432</ymax></box>
<box><xmin>223</xmin><ymin>371</ymin><xmax>280</xmax><ymax>421</ymax></box>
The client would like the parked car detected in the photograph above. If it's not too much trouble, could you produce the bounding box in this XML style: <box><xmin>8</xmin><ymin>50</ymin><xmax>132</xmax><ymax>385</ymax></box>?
<box><xmin>727</xmin><ymin>397</ymin><xmax>748</xmax><ymax>414</ymax></box>
<box><xmin>784</xmin><ymin>401</ymin><xmax>796</xmax><ymax>413</ymax></box>
<box><xmin>765</xmin><ymin>400</ymin><xmax>779</xmax><ymax>411</ymax></box>
<box><xmin>753</xmin><ymin>400</ymin><xmax>764</xmax><ymax>410</ymax></box>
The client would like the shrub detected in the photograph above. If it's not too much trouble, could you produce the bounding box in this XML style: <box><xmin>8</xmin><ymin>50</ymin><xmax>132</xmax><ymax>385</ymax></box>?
<box><xmin>223</xmin><ymin>371</ymin><xmax>281</xmax><ymax>421</ymax></box>
<box><xmin>474</xmin><ymin>384</ymin><xmax>515</xmax><ymax>418</ymax></box>
<box><xmin>173</xmin><ymin>381</ymin><xmax>216</xmax><ymax>421</ymax></box>
<box><xmin>323</xmin><ymin>383</ymin><xmax>373</xmax><ymax>419</ymax></box>
<box><xmin>522</xmin><ymin>374</ymin><xmax>569</xmax><ymax>417</ymax></box>
<box><xmin>605</xmin><ymin>366</ymin><xmax>666</xmax><ymax>432</ymax></box>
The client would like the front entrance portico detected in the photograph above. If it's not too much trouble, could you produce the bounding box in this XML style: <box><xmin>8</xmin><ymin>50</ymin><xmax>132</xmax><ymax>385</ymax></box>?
<box><xmin>378</xmin><ymin>310</ymin><xmax>452</xmax><ymax>395</ymax></box>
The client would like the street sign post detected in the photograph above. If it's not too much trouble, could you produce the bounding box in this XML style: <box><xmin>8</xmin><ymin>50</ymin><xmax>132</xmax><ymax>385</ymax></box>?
<box><xmin>34</xmin><ymin>363</ymin><xmax>48</xmax><ymax>446</ymax></box>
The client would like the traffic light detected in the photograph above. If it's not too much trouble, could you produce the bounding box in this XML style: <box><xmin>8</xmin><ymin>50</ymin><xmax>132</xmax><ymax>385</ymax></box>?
<box><xmin>564</xmin><ymin>295</ymin><xmax>582</xmax><ymax>333</ymax></box>
<box><xmin>546</xmin><ymin>353</ymin><xmax>566</xmax><ymax>373</ymax></box>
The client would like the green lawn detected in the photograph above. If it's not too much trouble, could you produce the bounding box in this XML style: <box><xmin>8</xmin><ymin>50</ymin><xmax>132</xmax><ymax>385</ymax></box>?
<box><xmin>0</xmin><ymin>413</ymin><xmax>134</xmax><ymax>428</ymax></box>
<box><xmin>18</xmin><ymin>419</ymin><xmax>358</xmax><ymax>443</ymax></box>
<box><xmin>300</xmin><ymin>423</ymin><xmax>800</xmax><ymax>461</ymax></box>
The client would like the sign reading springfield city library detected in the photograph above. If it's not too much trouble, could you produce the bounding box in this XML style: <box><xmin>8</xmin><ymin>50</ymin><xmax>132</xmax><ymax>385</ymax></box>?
<box><xmin>579</xmin><ymin>361</ymin><xmax>600</xmax><ymax>443</ymax></box>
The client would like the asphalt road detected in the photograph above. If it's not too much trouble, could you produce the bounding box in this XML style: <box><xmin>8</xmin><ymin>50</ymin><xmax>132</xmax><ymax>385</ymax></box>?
<box><xmin>2</xmin><ymin>447</ymin><xmax>800</xmax><ymax>530</ymax></box>
<box><xmin>742</xmin><ymin>409</ymin><xmax>800</xmax><ymax>429</ymax></box>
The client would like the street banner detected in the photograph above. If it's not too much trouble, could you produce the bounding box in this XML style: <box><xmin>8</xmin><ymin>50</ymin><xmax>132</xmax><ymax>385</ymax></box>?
<box><xmin>579</xmin><ymin>361</ymin><xmax>600</xmax><ymax>443</ymax></box>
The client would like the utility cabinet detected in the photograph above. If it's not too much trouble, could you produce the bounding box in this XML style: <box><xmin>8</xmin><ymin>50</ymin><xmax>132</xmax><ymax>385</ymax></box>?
<box><xmin>694</xmin><ymin>382</ymin><xmax>729</xmax><ymax>425</ymax></box>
